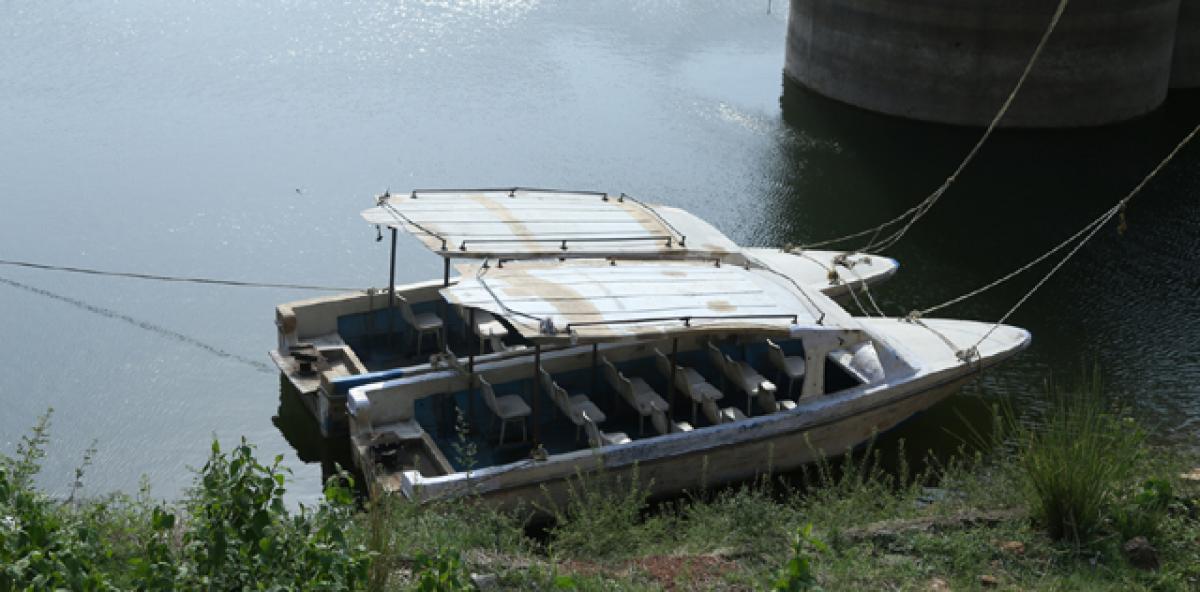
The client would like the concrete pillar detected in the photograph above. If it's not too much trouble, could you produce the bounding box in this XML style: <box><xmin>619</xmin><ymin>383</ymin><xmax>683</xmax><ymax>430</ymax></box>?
<box><xmin>785</xmin><ymin>0</ymin><xmax>1183</xmax><ymax>127</ymax></box>
<box><xmin>1173</xmin><ymin>0</ymin><xmax>1200</xmax><ymax>87</ymax></box>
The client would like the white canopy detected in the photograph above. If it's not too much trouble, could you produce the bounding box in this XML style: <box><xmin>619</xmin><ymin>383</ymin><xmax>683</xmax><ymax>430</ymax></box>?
<box><xmin>440</xmin><ymin>260</ymin><xmax>852</xmax><ymax>344</ymax></box>
<box><xmin>361</xmin><ymin>188</ymin><xmax>742</xmax><ymax>261</ymax></box>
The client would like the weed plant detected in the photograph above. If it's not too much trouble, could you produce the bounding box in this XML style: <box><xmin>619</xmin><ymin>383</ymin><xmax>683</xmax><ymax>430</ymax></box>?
<box><xmin>0</xmin><ymin>411</ymin><xmax>371</xmax><ymax>591</ymax></box>
<box><xmin>1001</xmin><ymin>369</ymin><xmax>1169</xmax><ymax>546</ymax></box>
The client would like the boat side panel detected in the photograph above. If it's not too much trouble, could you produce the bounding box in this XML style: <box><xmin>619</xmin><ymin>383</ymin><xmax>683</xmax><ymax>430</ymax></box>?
<box><xmin>411</xmin><ymin>377</ymin><xmax>966</xmax><ymax>513</ymax></box>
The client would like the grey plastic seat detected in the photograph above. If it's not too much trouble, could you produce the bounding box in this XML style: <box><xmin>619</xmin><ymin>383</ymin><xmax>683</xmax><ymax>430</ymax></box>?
<box><xmin>479</xmin><ymin>376</ymin><xmax>530</xmax><ymax>446</ymax></box>
<box><xmin>541</xmin><ymin>368</ymin><xmax>607</xmax><ymax>441</ymax></box>
<box><xmin>581</xmin><ymin>410</ymin><xmax>630</xmax><ymax>448</ymax></box>
<box><xmin>767</xmin><ymin>339</ymin><xmax>807</xmax><ymax>399</ymax></box>
<box><xmin>398</xmin><ymin>295</ymin><xmax>444</xmax><ymax>355</ymax></box>
<box><xmin>471</xmin><ymin>309</ymin><xmax>509</xmax><ymax>353</ymax></box>
<box><xmin>601</xmin><ymin>356</ymin><xmax>668</xmax><ymax>435</ymax></box>
<box><xmin>707</xmin><ymin>342</ymin><xmax>778</xmax><ymax>416</ymax></box>
<box><xmin>654</xmin><ymin>347</ymin><xmax>723</xmax><ymax>425</ymax></box>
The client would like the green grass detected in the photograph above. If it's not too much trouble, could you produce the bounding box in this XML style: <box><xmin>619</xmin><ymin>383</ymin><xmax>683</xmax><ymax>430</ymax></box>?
<box><xmin>1002</xmin><ymin>369</ymin><xmax>1156</xmax><ymax>545</ymax></box>
<box><xmin>4</xmin><ymin>378</ymin><xmax>1199</xmax><ymax>590</ymax></box>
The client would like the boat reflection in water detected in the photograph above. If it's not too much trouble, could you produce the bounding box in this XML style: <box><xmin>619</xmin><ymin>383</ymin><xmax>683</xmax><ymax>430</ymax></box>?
<box><xmin>273</xmin><ymin>375</ymin><xmax>356</xmax><ymax>488</ymax></box>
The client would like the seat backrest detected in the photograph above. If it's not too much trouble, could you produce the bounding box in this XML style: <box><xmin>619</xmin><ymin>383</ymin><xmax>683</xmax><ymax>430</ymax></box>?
<box><xmin>478</xmin><ymin>377</ymin><xmax>500</xmax><ymax>415</ymax></box>
<box><xmin>580</xmin><ymin>410</ymin><xmax>602</xmax><ymax>448</ymax></box>
<box><xmin>601</xmin><ymin>356</ymin><xmax>621</xmax><ymax>390</ymax></box>
<box><xmin>539</xmin><ymin>368</ymin><xmax>556</xmax><ymax>399</ymax></box>
<box><xmin>653</xmin><ymin>348</ymin><xmax>672</xmax><ymax>379</ymax></box>
<box><xmin>767</xmin><ymin>339</ymin><xmax>787</xmax><ymax>370</ymax></box>
<box><xmin>396</xmin><ymin>295</ymin><xmax>417</xmax><ymax>325</ymax></box>
<box><xmin>602</xmin><ymin>356</ymin><xmax>633</xmax><ymax>399</ymax></box>
<box><xmin>674</xmin><ymin>369</ymin><xmax>694</xmax><ymax>398</ymax></box>
<box><xmin>723</xmin><ymin>354</ymin><xmax>743</xmax><ymax>384</ymax></box>
<box><xmin>553</xmin><ymin>385</ymin><xmax>580</xmax><ymax>423</ymax></box>
<box><xmin>706</xmin><ymin>342</ymin><xmax>727</xmax><ymax>374</ymax></box>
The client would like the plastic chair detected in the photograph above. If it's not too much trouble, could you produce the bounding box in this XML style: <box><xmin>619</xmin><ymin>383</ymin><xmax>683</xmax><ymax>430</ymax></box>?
<box><xmin>767</xmin><ymin>339</ymin><xmax>806</xmax><ymax>399</ymax></box>
<box><xmin>398</xmin><ymin>296</ymin><xmax>443</xmax><ymax>355</ymax></box>
<box><xmin>479</xmin><ymin>376</ymin><xmax>530</xmax><ymax>446</ymax></box>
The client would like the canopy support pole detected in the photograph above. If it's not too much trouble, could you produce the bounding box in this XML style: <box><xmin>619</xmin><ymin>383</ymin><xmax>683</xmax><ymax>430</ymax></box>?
<box><xmin>590</xmin><ymin>343</ymin><xmax>599</xmax><ymax>402</ymax></box>
<box><xmin>668</xmin><ymin>338</ymin><xmax>679</xmax><ymax>425</ymax></box>
<box><xmin>387</xmin><ymin>228</ymin><xmax>397</xmax><ymax>348</ymax></box>
<box><xmin>467</xmin><ymin>308</ymin><xmax>476</xmax><ymax>433</ymax></box>
<box><xmin>441</xmin><ymin>258</ymin><xmax>451</xmax><ymax>347</ymax></box>
<box><xmin>532</xmin><ymin>344</ymin><xmax>542</xmax><ymax>445</ymax></box>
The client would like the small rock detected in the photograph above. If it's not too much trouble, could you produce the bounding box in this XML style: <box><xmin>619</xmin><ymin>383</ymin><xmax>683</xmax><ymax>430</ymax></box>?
<box><xmin>1181</xmin><ymin>468</ymin><xmax>1200</xmax><ymax>482</ymax></box>
<box><xmin>470</xmin><ymin>573</ymin><xmax>499</xmax><ymax>591</ymax></box>
<box><xmin>1122</xmin><ymin>536</ymin><xmax>1160</xmax><ymax>570</ymax></box>
<box><xmin>928</xmin><ymin>577</ymin><xmax>951</xmax><ymax>591</ymax></box>
<box><xmin>979</xmin><ymin>574</ymin><xmax>999</xmax><ymax>587</ymax></box>
<box><xmin>881</xmin><ymin>553</ymin><xmax>910</xmax><ymax>567</ymax></box>
<box><xmin>999</xmin><ymin>540</ymin><xmax>1025</xmax><ymax>556</ymax></box>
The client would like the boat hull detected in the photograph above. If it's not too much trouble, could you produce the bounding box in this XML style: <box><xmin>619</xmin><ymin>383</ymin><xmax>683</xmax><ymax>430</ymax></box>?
<box><xmin>372</xmin><ymin>368</ymin><xmax>980</xmax><ymax>512</ymax></box>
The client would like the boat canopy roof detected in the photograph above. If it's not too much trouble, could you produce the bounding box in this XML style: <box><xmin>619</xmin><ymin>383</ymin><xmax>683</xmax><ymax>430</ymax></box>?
<box><xmin>360</xmin><ymin>188</ymin><xmax>741</xmax><ymax>261</ymax></box>
<box><xmin>440</xmin><ymin>259</ymin><xmax>854</xmax><ymax>345</ymax></box>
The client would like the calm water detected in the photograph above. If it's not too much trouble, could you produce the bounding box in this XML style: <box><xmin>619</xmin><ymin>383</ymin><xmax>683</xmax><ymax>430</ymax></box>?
<box><xmin>1</xmin><ymin>1</ymin><xmax>1197</xmax><ymax>503</ymax></box>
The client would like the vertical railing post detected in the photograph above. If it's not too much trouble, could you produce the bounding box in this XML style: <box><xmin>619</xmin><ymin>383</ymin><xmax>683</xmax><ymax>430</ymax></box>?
<box><xmin>532</xmin><ymin>344</ymin><xmax>542</xmax><ymax>445</ymax></box>
<box><xmin>668</xmin><ymin>338</ymin><xmax>679</xmax><ymax>425</ymax></box>
<box><xmin>467</xmin><ymin>311</ymin><xmax>476</xmax><ymax>435</ymax></box>
<box><xmin>387</xmin><ymin>227</ymin><xmax>397</xmax><ymax>349</ymax></box>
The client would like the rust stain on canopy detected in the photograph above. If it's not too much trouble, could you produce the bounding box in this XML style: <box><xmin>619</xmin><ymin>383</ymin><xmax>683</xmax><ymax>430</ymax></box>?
<box><xmin>441</xmin><ymin>260</ymin><xmax>845</xmax><ymax>345</ymax></box>
<box><xmin>467</xmin><ymin>193</ymin><xmax>537</xmax><ymax>252</ymax></box>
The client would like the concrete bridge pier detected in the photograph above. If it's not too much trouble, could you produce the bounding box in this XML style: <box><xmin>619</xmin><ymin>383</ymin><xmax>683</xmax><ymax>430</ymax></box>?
<box><xmin>785</xmin><ymin>0</ymin><xmax>1195</xmax><ymax>128</ymax></box>
<box><xmin>1175</xmin><ymin>0</ymin><xmax>1200</xmax><ymax>87</ymax></box>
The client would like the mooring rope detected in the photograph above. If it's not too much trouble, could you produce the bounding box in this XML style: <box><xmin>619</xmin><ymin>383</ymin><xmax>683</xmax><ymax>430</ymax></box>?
<box><xmin>799</xmin><ymin>0</ymin><xmax>1071</xmax><ymax>254</ymax></box>
<box><xmin>899</xmin><ymin>118</ymin><xmax>1199</xmax><ymax>361</ymax></box>
<box><xmin>0</xmin><ymin>275</ymin><xmax>276</xmax><ymax>373</ymax></box>
<box><xmin>0</xmin><ymin>258</ymin><xmax>360</xmax><ymax>292</ymax></box>
<box><xmin>964</xmin><ymin>119</ymin><xmax>1200</xmax><ymax>350</ymax></box>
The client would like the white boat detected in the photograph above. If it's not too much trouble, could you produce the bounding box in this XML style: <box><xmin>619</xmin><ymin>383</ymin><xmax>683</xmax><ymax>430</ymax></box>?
<box><xmin>270</xmin><ymin>189</ymin><xmax>898</xmax><ymax>436</ymax></box>
<box><xmin>344</xmin><ymin>258</ymin><xmax>1029</xmax><ymax>508</ymax></box>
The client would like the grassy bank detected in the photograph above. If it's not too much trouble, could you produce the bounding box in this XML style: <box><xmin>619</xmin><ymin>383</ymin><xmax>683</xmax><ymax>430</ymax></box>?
<box><xmin>3</xmin><ymin>382</ymin><xmax>1199</xmax><ymax>591</ymax></box>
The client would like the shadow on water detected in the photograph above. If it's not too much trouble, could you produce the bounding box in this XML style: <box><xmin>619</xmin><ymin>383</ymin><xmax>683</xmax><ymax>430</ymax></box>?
<box><xmin>763</xmin><ymin>76</ymin><xmax>1200</xmax><ymax>449</ymax></box>
<box><xmin>272</xmin><ymin>376</ymin><xmax>359</xmax><ymax>490</ymax></box>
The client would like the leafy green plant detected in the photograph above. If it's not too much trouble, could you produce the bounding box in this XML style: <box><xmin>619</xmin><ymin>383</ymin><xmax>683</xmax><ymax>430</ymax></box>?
<box><xmin>543</xmin><ymin>466</ymin><xmax>653</xmax><ymax>559</ymax></box>
<box><xmin>180</xmin><ymin>438</ymin><xmax>372</xmax><ymax>590</ymax></box>
<box><xmin>450</xmin><ymin>407</ymin><xmax>478</xmax><ymax>478</ymax></box>
<box><xmin>412</xmin><ymin>547</ymin><xmax>472</xmax><ymax>592</ymax></box>
<box><xmin>0</xmin><ymin>411</ymin><xmax>117</xmax><ymax>591</ymax></box>
<box><xmin>772</xmin><ymin>523</ymin><xmax>827</xmax><ymax>591</ymax></box>
<box><xmin>1113</xmin><ymin>478</ymin><xmax>1173</xmax><ymax>541</ymax></box>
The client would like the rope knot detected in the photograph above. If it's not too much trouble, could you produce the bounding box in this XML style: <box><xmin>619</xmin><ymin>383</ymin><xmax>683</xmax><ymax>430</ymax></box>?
<box><xmin>904</xmin><ymin>310</ymin><xmax>922</xmax><ymax>323</ymax></box>
<box><xmin>956</xmin><ymin>346</ymin><xmax>980</xmax><ymax>363</ymax></box>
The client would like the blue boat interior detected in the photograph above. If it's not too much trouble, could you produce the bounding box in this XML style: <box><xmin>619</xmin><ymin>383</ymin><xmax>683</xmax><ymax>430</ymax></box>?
<box><xmin>409</xmin><ymin>337</ymin><xmax>862</xmax><ymax>472</ymax></box>
<box><xmin>327</xmin><ymin>296</ymin><xmax>866</xmax><ymax>473</ymax></box>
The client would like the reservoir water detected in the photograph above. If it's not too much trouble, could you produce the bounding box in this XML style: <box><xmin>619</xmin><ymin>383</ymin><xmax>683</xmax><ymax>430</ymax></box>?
<box><xmin>1</xmin><ymin>1</ymin><xmax>1197</xmax><ymax>503</ymax></box>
